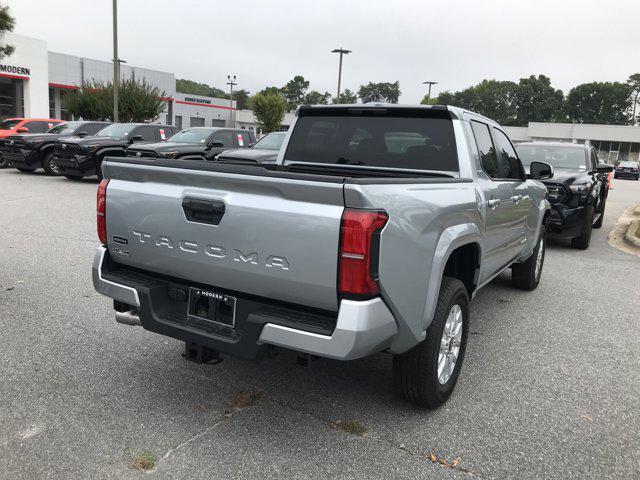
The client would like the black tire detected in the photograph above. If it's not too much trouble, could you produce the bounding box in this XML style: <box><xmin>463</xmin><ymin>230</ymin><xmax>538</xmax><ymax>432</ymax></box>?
<box><xmin>571</xmin><ymin>204</ymin><xmax>594</xmax><ymax>250</ymax></box>
<box><xmin>512</xmin><ymin>229</ymin><xmax>546</xmax><ymax>290</ymax></box>
<box><xmin>593</xmin><ymin>197</ymin><xmax>606</xmax><ymax>229</ymax></box>
<box><xmin>393</xmin><ymin>277</ymin><xmax>469</xmax><ymax>408</ymax></box>
<box><xmin>64</xmin><ymin>174</ymin><xmax>83</xmax><ymax>180</ymax></box>
<box><xmin>0</xmin><ymin>152</ymin><xmax>9</xmax><ymax>168</ymax></box>
<box><xmin>16</xmin><ymin>166</ymin><xmax>36</xmax><ymax>173</ymax></box>
<box><xmin>41</xmin><ymin>151</ymin><xmax>59</xmax><ymax>176</ymax></box>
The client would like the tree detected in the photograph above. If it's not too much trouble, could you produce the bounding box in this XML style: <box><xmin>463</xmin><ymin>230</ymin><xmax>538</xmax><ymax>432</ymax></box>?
<box><xmin>433</xmin><ymin>80</ymin><xmax>518</xmax><ymax>125</ymax></box>
<box><xmin>333</xmin><ymin>89</ymin><xmax>357</xmax><ymax>104</ymax></box>
<box><xmin>420</xmin><ymin>95</ymin><xmax>437</xmax><ymax>105</ymax></box>
<box><xmin>63</xmin><ymin>79</ymin><xmax>166</xmax><ymax>122</ymax></box>
<box><xmin>257</xmin><ymin>86</ymin><xmax>283</xmax><ymax>97</ymax></box>
<box><xmin>251</xmin><ymin>92</ymin><xmax>286</xmax><ymax>133</ymax></box>
<box><xmin>358</xmin><ymin>81</ymin><xmax>401</xmax><ymax>103</ymax></box>
<box><xmin>0</xmin><ymin>4</ymin><xmax>15</xmax><ymax>60</ymax></box>
<box><xmin>565</xmin><ymin>81</ymin><xmax>632</xmax><ymax>125</ymax></box>
<box><xmin>514</xmin><ymin>75</ymin><xmax>564</xmax><ymax>125</ymax></box>
<box><xmin>282</xmin><ymin>75</ymin><xmax>310</xmax><ymax>110</ymax></box>
<box><xmin>627</xmin><ymin>73</ymin><xmax>640</xmax><ymax>124</ymax></box>
<box><xmin>233</xmin><ymin>89</ymin><xmax>251</xmax><ymax>110</ymax></box>
<box><xmin>176</xmin><ymin>78</ymin><xmax>227</xmax><ymax>99</ymax></box>
<box><xmin>303</xmin><ymin>90</ymin><xmax>331</xmax><ymax>105</ymax></box>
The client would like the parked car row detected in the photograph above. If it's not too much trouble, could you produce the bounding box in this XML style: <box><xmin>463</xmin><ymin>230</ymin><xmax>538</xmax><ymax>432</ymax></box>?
<box><xmin>0</xmin><ymin>120</ymin><xmax>289</xmax><ymax>180</ymax></box>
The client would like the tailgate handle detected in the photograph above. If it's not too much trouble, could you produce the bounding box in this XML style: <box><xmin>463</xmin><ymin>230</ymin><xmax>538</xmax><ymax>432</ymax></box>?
<box><xmin>182</xmin><ymin>197</ymin><xmax>225</xmax><ymax>225</ymax></box>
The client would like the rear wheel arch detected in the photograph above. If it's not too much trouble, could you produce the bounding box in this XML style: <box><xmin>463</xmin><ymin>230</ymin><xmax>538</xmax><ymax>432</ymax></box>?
<box><xmin>442</xmin><ymin>242</ymin><xmax>480</xmax><ymax>298</ymax></box>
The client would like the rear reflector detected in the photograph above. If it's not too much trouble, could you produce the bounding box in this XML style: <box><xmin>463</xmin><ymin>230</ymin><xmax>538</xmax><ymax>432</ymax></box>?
<box><xmin>97</xmin><ymin>179</ymin><xmax>109</xmax><ymax>244</ymax></box>
<box><xmin>338</xmin><ymin>209</ymin><xmax>388</xmax><ymax>298</ymax></box>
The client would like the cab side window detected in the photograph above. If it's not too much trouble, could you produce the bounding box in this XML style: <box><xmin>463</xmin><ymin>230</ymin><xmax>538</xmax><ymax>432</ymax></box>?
<box><xmin>590</xmin><ymin>149</ymin><xmax>599</xmax><ymax>169</ymax></box>
<box><xmin>212</xmin><ymin>131</ymin><xmax>234</xmax><ymax>147</ymax></box>
<box><xmin>493</xmin><ymin>128</ymin><xmax>523</xmax><ymax>180</ymax></box>
<box><xmin>470</xmin><ymin>121</ymin><xmax>499</xmax><ymax>178</ymax></box>
<box><xmin>24</xmin><ymin>121</ymin><xmax>49</xmax><ymax>133</ymax></box>
<box><xmin>84</xmin><ymin>123</ymin><xmax>106</xmax><ymax>135</ymax></box>
<box><xmin>134</xmin><ymin>126</ymin><xmax>156</xmax><ymax>141</ymax></box>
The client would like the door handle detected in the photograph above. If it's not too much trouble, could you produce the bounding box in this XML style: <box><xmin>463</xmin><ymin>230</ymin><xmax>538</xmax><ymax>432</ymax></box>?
<box><xmin>487</xmin><ymin>198</ymin><xmax>502</xmax><ymax>208</ymax></box>
<box><xmin>511</xmin><ymin>195</ymin><xmax>523</xmax><ymax>203</ymax></box>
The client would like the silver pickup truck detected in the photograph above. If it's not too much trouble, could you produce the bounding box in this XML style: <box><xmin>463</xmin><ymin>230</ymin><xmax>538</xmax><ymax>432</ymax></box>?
<box><xmin>93</xmin><ymin>104</ymin><xmax>552</xmax><ymax>408</ymax></box>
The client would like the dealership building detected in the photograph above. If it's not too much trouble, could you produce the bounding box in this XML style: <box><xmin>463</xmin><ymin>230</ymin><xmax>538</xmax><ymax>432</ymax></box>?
<box><xmin>1</xmin><ymin>33</ymin><xmax>294</xmax><ymax>135</ymax></box>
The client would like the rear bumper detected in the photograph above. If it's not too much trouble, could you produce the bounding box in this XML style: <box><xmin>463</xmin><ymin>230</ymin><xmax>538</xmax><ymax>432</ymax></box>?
<box><xmin>614</xmin><ymin>171</ymin><xmax>639</xmax><ymax>179</ymax></box>
<box><xmin>92</xmin><ymin>246</ymin><xmax>397</xmax><ymax>361</ymax></box>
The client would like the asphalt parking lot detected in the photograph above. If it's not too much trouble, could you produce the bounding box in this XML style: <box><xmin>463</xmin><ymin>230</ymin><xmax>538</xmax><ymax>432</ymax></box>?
<box><xmin>1</xmin><ymin>168</ymin><xmax>638</xmax><ymax>480</ymax></box>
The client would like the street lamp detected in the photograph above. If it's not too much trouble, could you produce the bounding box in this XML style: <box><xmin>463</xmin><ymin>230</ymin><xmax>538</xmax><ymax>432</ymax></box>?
<box><xmin>423</xmin><ymin>81</ymin><xmax>438</xmax><ymax>103</ymax></box>
<box><xmin>112</xmin><ymin>0</ymin><xmax>119</xmax><ymax>122</ymax></box>
<box><xmin>332</xmin><ymin>48</ymin><xmax>351</xmax><ymax>100</ymax></box>
<box><xmin>227</xmin><ymin>75</ymin><xmax>237</xmax><ymax>127</ymax></box>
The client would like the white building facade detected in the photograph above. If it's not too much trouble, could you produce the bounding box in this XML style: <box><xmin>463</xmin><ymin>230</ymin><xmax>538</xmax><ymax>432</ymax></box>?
<box><xmin>504</xmin><ymin>123</ymin><xmax>640</xmax><ymax>164</ymax></box>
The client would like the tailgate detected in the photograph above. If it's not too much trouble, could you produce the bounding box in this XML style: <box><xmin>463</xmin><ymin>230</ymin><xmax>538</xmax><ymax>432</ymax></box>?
<box><xmin>102</xmin><ymin>160</ymin><xmax>344</xmax><ymax>311</ymax></box>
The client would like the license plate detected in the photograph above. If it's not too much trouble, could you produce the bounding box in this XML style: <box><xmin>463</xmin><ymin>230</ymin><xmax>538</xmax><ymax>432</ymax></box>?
<box><xmin>188</xmin><ymin>288</ymin><xmax>236</xmax><ymax>327</ymax></box>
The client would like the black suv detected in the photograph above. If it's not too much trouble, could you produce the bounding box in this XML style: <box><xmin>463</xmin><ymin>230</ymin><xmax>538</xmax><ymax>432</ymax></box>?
<box><xmin>53</xmin><ymin>123</ymin><xmax>176</xmax><ymax>180</ymax></box>
<box><xmin>516</xmin><ymin>142</ymin><xmax>613</xmax><ymax>249</ymax></box>
<box><xmin>0</xmin><ymin>121</ymin><xmax>110</xmax><ymax>175</ymax></box>
<box><xmin>613</xmin><ymin>161</ymin><xmax>639</xmax><ymax>180</ymax></box>
<box><xmin>126</xmin><ymin>127</ymin><xmax>255</xmax><ymax>161</ymax></box>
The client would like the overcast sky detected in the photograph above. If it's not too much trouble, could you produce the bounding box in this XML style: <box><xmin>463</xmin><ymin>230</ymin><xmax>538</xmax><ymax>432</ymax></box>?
<box><xmin>6</xmin><ymin>0</ymin><xmax>640</xmax><ymax>102</ymax></box>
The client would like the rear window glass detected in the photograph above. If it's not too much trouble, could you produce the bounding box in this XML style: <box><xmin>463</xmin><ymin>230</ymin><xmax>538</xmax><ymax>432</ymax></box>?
<box><xmin>284</xmin><ymin>114</ymin><xmax>458</xmax><ymax>172</ymax></box>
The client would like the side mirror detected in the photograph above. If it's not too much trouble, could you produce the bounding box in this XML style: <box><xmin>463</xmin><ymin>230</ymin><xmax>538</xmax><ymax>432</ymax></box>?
<box><xmin>528</xmin><ymin>161</ymin><xmax>554</xmax><ymax>180</ymax></box>
<box><xmin>16</xmin><ymin>127</ymin><xmax>28</xmax><ymax>133</ymax></box>
<box><xmin>76</xmin><ymin>131</ymin><xmax>89</xmax><ymax>137</ymax></box>
<box><xmin>129</xmin><ymin>134</ymin><xmax>144</xmax><ymax>143</ymax></box>
<box><xmin>595</xmin><ymin>163</ymin><xmax>613</xmax><ymax>173</ymax></box>
<box><xmin>207</xmin><ymin>141</ymin><xmax>224</xmax><ymax>148</ymax></box>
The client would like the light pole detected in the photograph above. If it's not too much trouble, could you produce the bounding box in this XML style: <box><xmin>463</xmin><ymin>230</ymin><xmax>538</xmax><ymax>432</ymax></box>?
<box><xmin>423</xmin><ymin>81</ymin><xmax>438</xmax><ymax>103</ymax></box>
<box><xmin>112</xmin><ymin>0</ymin><xmax>119</xmax><ymax>122</ymax></box>
<box><xmin>227</xmin><ymin>75</ymin><xmax>237</xmax><ymax>127</ymax></box>
<box><xmin>332</xmin><ymin>48</ymin><xmax>351</xmax><ymax>100</ymax></box>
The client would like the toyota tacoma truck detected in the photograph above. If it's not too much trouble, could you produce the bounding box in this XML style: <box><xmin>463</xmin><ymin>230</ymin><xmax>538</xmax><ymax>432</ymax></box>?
<box><xmin>516</xmin><ymin>142</ymin><xmax>613</xmax><ymax>249</ymax></box>
<box><xmin>126</xmin><ymin>127</ymin><xmax>255</xmax><ymax>161</ymax></box>
<box><xmin>93</xmin><ymin>104</ymin><xmax>552</xmax><ymax>408</ymax></box>
<box><xmin>53</xmin><ymin>123</ymin><xmax>176</xmax><ymax>180</ymax></box>
<box><xmin>1</xmin><ymin>121</ymin><xmax>110</xmax><ymax>175</ymax></box>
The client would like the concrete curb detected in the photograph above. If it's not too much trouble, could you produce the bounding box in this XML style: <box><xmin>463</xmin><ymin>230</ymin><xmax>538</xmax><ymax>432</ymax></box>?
<box><xmin>623</xmin><ymin>219</ymin><xmax>640</xmax><ymax>248</ymax></box>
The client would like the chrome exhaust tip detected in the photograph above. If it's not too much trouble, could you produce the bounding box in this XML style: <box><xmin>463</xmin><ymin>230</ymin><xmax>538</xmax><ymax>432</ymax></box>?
<box><xmin>115</xmin><ymin>310</ymin><xmax>142</xmax><ymax>326</ymax></box>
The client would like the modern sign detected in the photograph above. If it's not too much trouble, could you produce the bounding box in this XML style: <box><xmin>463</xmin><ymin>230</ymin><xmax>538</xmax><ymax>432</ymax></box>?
<box><xmin>0</xmin><ymin>64</ymin><xmax>31</xmax><ymax>76</ymax></box>
<box><xmin>184</xmin><ymin>97</ymin><xmax>211</xmax><ymax>105</ymax></box>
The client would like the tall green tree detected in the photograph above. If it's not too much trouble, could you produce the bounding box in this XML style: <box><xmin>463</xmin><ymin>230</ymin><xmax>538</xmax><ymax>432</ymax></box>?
<box><xmin>63</xmin><ymin>79</ymin><xmax>166</xmax><ymax>122</ymax></box>
<box><xmin>358</xmin><ymin>81</ymin><xmax>401</xmax><ymax>103</ymax></box>
<box><xmin>0</xmin><ymin>4</ymin><xmax>15</xmax><ymax>60</ymax></box>
<box><xmin>565</xmin><ymin>81</ymin><xmax>632</xmax><ymax>125</ymax></box>
<box><xmin>627</xmin><ymin>73</ymin><xmax>640</xmax><ymax>124</ymax></box>
<box><xmin>514</xmin><ymin>75</ymin><xmax>565</xmax><ymax>124</ymax></box>
<box><xmin>282</xmin><ymin>75</ymin><xmax>310</xmax><ymax>110</ymax></box>
<box><xmin>434</xmin><ymin>80</ymin><xmax>518</xmax><ymax>125</ymax></box>
<box><xmin>251</xmin><ymin>92</ymin><xmax>286</xmax><ymax>133</ymax></box>
<box><xmin>303</xmin><ymin>90</ymin><xmax>331</xmax><ymax>105</ymax></box>
<box><xmin>257</xmin><ymin>86</ymin><xmax>283</xmax><ymax>97</ymax></box>
<box><xmin>233</xmin><ymin>89</ymin><xmax>251</xmax><ymax>110</ymax></box>
<box><xmin>333</xmin><ymin>89</ymin><xmax>358</xmax><ymax>104</ymax></box>
<box><xmin>176</xmin><ymin>78</ymin><xmax>227</xmax><ymax>99</ymax></box>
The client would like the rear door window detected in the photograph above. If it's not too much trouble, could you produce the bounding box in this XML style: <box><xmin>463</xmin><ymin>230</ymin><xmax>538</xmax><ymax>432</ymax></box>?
<box><xmin>83</xmin><ymin>123</ymin><xmax>107</xmax><ymax>135</ymax></box>
<box><xmin>237</xmin><ymin>131</ymin><xmax>252</xmax><ymax>147</ymax></box>
<box><xmin>24</xmin><ymin>121</ymin><xmax>50</xmax><ymax>133</ymax></box>
<box><xmin>471</xmin><ymin>121</ymin><xmax>499</xmax><ymax>178</ymax></box>
<box><xmin>284</xmin><ymin>112</ymin><xmax>459</xmax><ymax>172</ymax></box>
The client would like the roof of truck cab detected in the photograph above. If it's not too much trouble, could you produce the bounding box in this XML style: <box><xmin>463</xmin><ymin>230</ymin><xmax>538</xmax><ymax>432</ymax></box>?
<box><xmin>296</xmin><ymin>103</ymin><xmax>497</xmax><ymax>124</ymax></box>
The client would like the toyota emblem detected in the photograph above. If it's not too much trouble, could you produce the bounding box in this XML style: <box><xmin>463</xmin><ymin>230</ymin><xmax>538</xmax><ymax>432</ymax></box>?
<box><xmin>136</xmin><ymin>151</ymin><xmax>141</xmax><ymax>157</ymax></box>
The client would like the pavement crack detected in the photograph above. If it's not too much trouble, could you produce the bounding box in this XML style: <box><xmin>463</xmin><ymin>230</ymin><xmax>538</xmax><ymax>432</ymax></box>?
<box><xmin>158</xmin><ymin>413</ymin><xmax>232</xmax><ymax>463</ymax></box>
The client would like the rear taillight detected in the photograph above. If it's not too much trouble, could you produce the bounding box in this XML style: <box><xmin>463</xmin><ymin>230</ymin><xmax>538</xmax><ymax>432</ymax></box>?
<box><xmin>338</xmin><ymin>209</ymin><xmax>388</xmax><ymax>298</ymax></box>
<box><xmin>97</xmin><ymin>179</ymin><xmax>109</xmax><ymax>244</ymax></box>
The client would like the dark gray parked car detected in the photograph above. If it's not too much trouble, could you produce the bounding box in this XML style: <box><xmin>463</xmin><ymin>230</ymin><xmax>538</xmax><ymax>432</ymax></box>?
<box><xmin>217</xmin><ymin>131</ymin><xmax>286</xmax><ymax>164</ymax></box>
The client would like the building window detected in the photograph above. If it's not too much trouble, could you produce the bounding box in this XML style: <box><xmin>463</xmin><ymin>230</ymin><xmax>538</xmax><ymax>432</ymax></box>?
<box><xmin>175</xmin><ymin>115</ymin><xmax>182</xmax><ymax>129</ymax></box>
<box><xmin>190</xmin><ymin>117</ymin><xmax>205</xmax><ymax>127</ymax></box>
<box><xmin>49</xmin><ymin>87</ymin><xmax>56</xmax><ymax>119</ymax></box>
<box><xmin>630</xmin><ymin>143</ymin><xmax>640</xmax><ymax>162</ymax></box>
